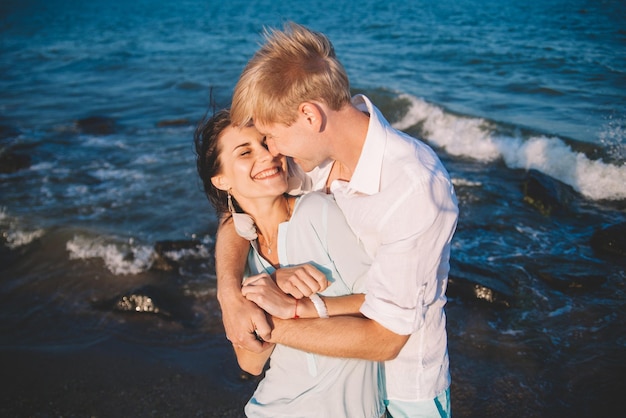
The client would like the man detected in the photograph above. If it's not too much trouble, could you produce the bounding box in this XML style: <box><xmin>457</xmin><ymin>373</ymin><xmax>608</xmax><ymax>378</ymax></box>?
<box><xmin>218</xmin><ymin>22</ymin><xmax>458</xmax><ymax>417</ymax></box>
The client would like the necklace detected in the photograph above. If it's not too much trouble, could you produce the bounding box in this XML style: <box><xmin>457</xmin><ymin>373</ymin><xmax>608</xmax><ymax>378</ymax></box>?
<box><xmin>258</xmin><ymin>197</ymin><xmax>292</xmax><ymax>255</ymax></box>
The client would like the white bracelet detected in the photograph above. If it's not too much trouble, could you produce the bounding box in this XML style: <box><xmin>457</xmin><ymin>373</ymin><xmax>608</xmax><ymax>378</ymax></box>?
<box><xmin>309</xmin><ymin>293</ymin><xmax>329</xmax><ymax>318</ymax></box>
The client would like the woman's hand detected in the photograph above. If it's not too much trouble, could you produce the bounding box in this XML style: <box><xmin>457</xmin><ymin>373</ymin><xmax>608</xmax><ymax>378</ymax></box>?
<box><xmin>273</xmin><ymin>264</ymin><xmax>329</xmax><ymax>298</ymax></box>
<box><xmin>242</xmin><ymin>273</ymin><xmax>299</xmax><ymax>319</ymax></box>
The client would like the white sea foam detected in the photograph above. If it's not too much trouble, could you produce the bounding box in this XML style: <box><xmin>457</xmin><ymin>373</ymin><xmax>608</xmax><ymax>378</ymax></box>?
<box><xmin>84</xmin><ymin>136</ymin><xmax>128</xmax><ymax>149</ymax></box>
<box><xmin>598</xmin><ymin>114</ymin><xmax>626</xmax><ymax>162</ymax></box>
<box><xmin>394</xmin><ymin>96</ymin><xmax>501</xmax><ymax>161</ymax></box>
<box><xmin>394</xmin><ymin>94</ymin><xmax>626</xmax><ymax>201</ymax></box>
<box><xmin>0</xmin><ymin>209</ymin><xmax>45</xmax><ymax>249</ymax></box>
<box><xmin>132</xmin><ymin>154</ymin><xmax>159</xmax><ymax>165</ymax></box>
<box><xmin>452</xmin><ymin>178</ymin><xmax>482</xmax><ymax>187</ymax></box>
<box><xmin>163</xmin><ymin>245</ymin><xmax>211</xmax><ymax>261</ymax></box>
<box><xmin>29</xmin><ymin>162</ymin><xmax>55</xmax><ymax>171</ymax></box>
<box><xmin>498</xmin><ymin>135</ymin><xmax>626</xmax><ymax>201</ymax></box>
<box><xmin>501</xmin><ymin>329</ymin><xmax>524</xmax><ymax>336</ymax></box>
<box><xmin>66</xmin><ymin>235</ymin><xmax>154</xmax><ymax>275</ymax></box>
<box><xmin>66</xmin><ymin>184</ymin><xmax>89</xmax><ymax>197</ymax></box>
<box><xmin>4</xmin><ymin>229</ymin><xmax>45</xmax><ymax>249</ymax></box>
<box><xmin>91</xmin><ymin>168</ymin><xmax>145</xmax><ymax>181</ymax></box>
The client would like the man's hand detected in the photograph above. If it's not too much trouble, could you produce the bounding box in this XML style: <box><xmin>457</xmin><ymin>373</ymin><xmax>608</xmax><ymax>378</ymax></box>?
<box><xmin>274</xmin><ymin>264</ymin><xmax>329</xmax><ymax>298</ymax></box>
<box><xmin>218</xmin><ymin>290</ymin><xmax>273</xmax><ymax>353</ymax></box>
<box><xmin>242</xmin><ymin>273</ymin><xmax>298</xmax><ymax>319</ymax></box>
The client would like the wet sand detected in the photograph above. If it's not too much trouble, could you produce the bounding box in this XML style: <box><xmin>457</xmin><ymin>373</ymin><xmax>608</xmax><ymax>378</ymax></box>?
<box><xmin>1</xmin><ymin>300</ymin><xmax>622</xmax><ymax>418</ymax></box>
<box><xmin>0</xmin><ymin>338</ymin><xmax>257</xmax><ymax>418</ymax></box>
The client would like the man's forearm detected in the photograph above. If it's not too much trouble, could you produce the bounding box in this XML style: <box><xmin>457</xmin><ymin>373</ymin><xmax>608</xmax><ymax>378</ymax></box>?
<box><xmin>270</xmin><ymin>315</ymin><xmax>409</xmax><ymax>361</ymax></box>
<box><xmin>233</xmin><ymin>344</ymin><xmax>274</xmax><ymax>376</ymax></box>
<box><xmin>323</xmin><ymin>294</ymin><xmax>365</xmax><ymax>317</ymax></box>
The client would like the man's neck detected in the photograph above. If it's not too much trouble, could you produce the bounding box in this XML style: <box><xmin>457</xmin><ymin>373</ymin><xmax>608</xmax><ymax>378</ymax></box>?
<box><xmin>327</xmin><ymin>104</ymin><xmax>369</xmax><ymax>176</ymax></box>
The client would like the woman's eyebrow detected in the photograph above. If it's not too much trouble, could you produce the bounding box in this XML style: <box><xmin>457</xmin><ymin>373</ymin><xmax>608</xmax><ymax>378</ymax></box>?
<box><xmin>232</xmin><ymin>142</ymin><xmax>252</xmax><ymax>152</ymax></box>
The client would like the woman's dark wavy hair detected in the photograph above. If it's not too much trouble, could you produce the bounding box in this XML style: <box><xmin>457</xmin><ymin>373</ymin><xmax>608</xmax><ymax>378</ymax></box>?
<box><xmin>194</xmin><ymin>108</ymin><xmax>237</xmax><ymax>216</ymax></box>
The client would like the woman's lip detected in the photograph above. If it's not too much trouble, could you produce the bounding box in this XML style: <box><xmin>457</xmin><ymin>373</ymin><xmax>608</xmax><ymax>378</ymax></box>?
<box><xmin>253</xmin><ymin>166</ymin><xmax>281</xmax><ymax>180</ymax></box>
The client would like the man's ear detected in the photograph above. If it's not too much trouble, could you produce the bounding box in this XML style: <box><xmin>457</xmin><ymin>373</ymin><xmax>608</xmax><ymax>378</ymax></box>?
<box><xmin>299</xmin><ymin>102</ymin><xmax>325</xmax><ymax>131</ymax></box>
<box><xmin>211</xmin><ymin>174</ymin><xmax>229</xmax><ymax>191</ymax></box>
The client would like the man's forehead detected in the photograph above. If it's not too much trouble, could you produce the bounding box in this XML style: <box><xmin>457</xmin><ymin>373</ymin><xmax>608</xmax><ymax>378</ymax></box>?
<box><xmin>253</xmin><ymin>121</ymin><xmax>275</xmax><ymax>135</ymax></box>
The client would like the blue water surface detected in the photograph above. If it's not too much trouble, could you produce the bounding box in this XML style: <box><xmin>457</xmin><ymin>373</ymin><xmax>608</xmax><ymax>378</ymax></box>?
<box><xmin>1</xmin><ymin>0</ymin><xmax>624</xmax><ymax>142</ymax></box>
<box><xmin>0</xmin><ymin>2</ymin><xmax>625</xmax><ymax>416</ymax></box>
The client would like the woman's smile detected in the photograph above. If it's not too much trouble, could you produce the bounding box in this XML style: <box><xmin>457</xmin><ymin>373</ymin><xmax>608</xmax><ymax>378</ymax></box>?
<box><xmin>253</xmin><ymin>166</ymin><xmax>283</xmax><ymax>180</ymax></box>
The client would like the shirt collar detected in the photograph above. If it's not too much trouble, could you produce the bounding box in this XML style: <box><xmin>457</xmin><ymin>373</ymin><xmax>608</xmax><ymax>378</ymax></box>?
<box><xmin>345</xmin><ymin>94</ymin><xmax>387</xmax><ymax>195</ymax></box>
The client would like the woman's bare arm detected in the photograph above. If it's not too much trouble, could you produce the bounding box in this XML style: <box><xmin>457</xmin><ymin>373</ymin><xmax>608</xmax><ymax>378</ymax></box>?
<box><xmin>215</xmin><ymin>217</ymin><xmax>272</xmax><ymax>352</ymax></box>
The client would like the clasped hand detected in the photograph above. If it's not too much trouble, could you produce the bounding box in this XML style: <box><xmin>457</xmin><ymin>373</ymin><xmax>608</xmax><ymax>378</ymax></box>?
<box><xmin>242</xmin><ymin>264</ymin><xmax>329</xmax><ymax>319</ymax></box>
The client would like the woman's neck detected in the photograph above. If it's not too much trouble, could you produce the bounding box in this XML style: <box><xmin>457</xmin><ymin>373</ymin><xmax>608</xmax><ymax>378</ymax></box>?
<box><xmin>252</xmin><ymin>195</ymin><xmax>292</xmax><ymax>239</ymax></box>
<box><xmin>238</xmin><ymin>194</ymin><xmax>293</xmax><ymax>262</ymax></box>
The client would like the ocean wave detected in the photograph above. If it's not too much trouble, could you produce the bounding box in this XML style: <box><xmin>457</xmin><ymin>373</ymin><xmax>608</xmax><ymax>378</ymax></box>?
<box><xmin>452</xmin><ymin>178</ymin><xmax>482</xmax><ymax>187</ymax></box>
<box><xmin>161</xmin><ymin>244</ymin><xmax>211</xmax><ymax>262</ymax></box>
<box><xmin>65</xmin><ymin>235</ymin><xmax>214</xmax><ymax>276</ymax></box>
<box><xmin>0</xmin><ymin>208</ymin><xmax>45</xmax><ymax>249</ymax></box>
<box><xmin>91</xmin><ymin>167</ymin><xmax>145</xmax><ymax>181</ymax></box>
<box><xmin>66</xmin><ymin>235</ymin><xmax>154</xmax><ymax>275</ymax></box>
<box><xmin>3</xmin><ymin>228</ymin><xmax>45</xmax><ymax>249</ymax></box>
<box><xmin>393</xmin><ymin>93</ymin><xmax>626</xmax><ymax>201</ymax></box>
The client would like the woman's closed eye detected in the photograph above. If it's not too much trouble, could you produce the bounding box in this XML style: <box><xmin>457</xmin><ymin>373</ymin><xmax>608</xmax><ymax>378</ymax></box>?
<box><xmin>235</xmin><ymin>145</ymin><xmax>252</xmax><ymax>157</ymax></box>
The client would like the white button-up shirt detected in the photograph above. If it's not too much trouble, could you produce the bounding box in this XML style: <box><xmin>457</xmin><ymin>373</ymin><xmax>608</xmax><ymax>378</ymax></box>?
<box><xmin>307</xmin><ymin>95</ymin><xmax>459</xmax><ymax>401</ymax></box>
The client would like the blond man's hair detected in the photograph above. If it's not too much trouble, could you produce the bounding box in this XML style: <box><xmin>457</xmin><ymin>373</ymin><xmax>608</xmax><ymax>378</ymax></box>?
<box><xmin>231</xmin><ymin>22</ymin><xmax>351</xmax><ymax>127</ymax></box>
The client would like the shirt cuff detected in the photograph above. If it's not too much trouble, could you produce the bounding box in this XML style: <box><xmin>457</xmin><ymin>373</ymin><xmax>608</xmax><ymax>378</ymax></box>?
<box><xmin>359</xmin><ymin>294</ymin><xmax>419</xmax><ymax>335</ymax></box>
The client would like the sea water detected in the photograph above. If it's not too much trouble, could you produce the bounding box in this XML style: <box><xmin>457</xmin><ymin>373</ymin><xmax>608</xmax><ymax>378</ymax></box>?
<box><xmin>1</xmin><ymin>0</ymin><xmax>625</xmax><ymax>416</ymax></box>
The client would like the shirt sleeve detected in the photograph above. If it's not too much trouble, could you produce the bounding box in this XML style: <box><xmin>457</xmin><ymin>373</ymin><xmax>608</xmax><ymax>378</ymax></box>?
<box><xmin>359</xmin><ymin>176</ymin><xmax>458</xmax><ymax>335</ymax></box>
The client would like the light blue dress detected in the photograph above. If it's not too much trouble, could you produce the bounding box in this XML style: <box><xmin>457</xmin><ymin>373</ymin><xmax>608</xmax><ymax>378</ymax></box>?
<box><xmin>244</xmin><ymin>192</ymin><xmax>384</xmax><ymax>418</ymax></box>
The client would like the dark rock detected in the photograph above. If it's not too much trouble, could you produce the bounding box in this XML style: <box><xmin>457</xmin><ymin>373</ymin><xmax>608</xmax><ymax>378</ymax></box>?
<box><xmin>157</xmin><ymin>118</ymin><xmax>190</xmax><ymax>128</ymax></box>
<box><xmin>527</xmin><ymin>258</ymin><xmax>608</xmax><ymax>292</ymax></box>
<box><xmin>0</xmin><ymin>150</ymin><xmax>31</xmax><ymax>174</ymax></box>
<box><xmin>92</xmin><ymin>284</ymin><xmax>194</xmax><ymax>324</ymax></box>
<box><xmin>154</xmin><ymin>239</ymin><xmax>204</xmax><ymax>255</ymax></box>
<box><xmin>152</xmin><ymin>239</ymin><xmax>204</xmax><ymax>272</ymax></box>
<box><xmin>535</xmin><ymin>269</ymin><xmax>606</xmax><ymax>292</ymax></box>
<box><xmin>75</xmin><ymin>116</ymin><xmax>116</xmax><ymax>135</ymax></box>
<box><xmin>0</xmin><ymin>124</ymin><xmax>20</xmax><ymax>140</ymax></box>
<box><xmin>448</xmin><ymin>260</ymin><xmax>513</xmax><ymax>308</ymax></box>
<box><xmin>521</xmin><ymin>169</ymin><xmax>578</xmax><ymax>216</ymax></box>
<box><xmin>590</xmin><ymin>222</ymin><xmax>626</xmax><ymax>259</ymax></box>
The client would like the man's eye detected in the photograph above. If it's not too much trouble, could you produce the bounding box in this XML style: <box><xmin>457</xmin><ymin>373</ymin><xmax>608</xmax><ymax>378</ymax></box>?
<box><xmin>261</xmin><ymin>136</ymin><xmax>269</xmax><ymax>150</ymax></box>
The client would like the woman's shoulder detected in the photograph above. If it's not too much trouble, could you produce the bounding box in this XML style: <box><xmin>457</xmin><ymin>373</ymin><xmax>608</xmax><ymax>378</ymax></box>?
<box><xmin>300</xmin><ymin>191</ymin><xmax>334</xmax><ymax>204</ymax></box>
<box><xmin>294</xmin><ymin>192</ymin><xmax>336</xmax><ymax>214</ymax></box>
<box><xmin>289</xmin><ymin>192</ymin><xmax>341</xmax><ymax>226</ymax></box>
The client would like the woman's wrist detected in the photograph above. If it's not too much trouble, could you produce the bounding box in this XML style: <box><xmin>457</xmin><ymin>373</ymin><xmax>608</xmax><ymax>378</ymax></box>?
<box><xmin>292</xmin><ymin>298</ymin><xmax>300</xmax><ymax>319</ymax></box>
<box><xmin>309</xmin><ymin>293</ymin><xmax>329</xmax><ymax>318</ymax></box>
<box><xmin>285</xmin><ymin>296</ymin><xmax>329</xmax><ymax>319</ymax></box>
<box><xmin>288</xmin><ymin>298</ymin><xmax>315</xmax><ymax>319</ymax></box>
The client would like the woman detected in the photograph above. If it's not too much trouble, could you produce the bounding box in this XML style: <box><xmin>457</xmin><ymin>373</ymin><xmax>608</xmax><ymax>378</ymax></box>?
<box><xmin>194</xmin><ymin>109</ymin><xmax>383</xmax><ymax>418</ymax></box>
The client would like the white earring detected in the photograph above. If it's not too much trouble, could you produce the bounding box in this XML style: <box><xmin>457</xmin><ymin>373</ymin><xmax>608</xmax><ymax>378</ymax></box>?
<box><xmin>228</xmin><ymin>191</ymin><xmax>257</xmax><ymax>241</ymax></box>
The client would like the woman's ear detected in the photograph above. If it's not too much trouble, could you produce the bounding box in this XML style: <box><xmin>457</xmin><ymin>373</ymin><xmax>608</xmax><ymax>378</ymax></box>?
<box><xmin>211</xmin><ymin>174</ymin><xmax>229</xmax><ymax>191</ymax></box>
